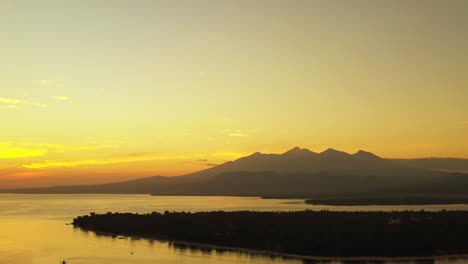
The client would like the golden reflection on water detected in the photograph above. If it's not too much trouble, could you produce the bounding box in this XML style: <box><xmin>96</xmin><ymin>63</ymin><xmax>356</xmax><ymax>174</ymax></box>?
<box><xmin>1</xmin><ymin>194</ymin><xmax>468</xmax><ymax>264</ymax></box>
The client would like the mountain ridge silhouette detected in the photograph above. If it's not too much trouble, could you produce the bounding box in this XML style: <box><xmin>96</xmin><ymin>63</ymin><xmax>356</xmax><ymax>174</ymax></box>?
<box><xmin>1</xmin><ymin>147</ymin><xmax>468</xmax><ymax>197</ymax></box>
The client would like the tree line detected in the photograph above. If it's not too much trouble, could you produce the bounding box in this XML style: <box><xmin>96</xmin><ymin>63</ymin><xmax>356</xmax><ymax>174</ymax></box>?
<box><xmin>73</xmin><ymin>210</ymin><xmax>468</xmax><ymax>257</ymax></box>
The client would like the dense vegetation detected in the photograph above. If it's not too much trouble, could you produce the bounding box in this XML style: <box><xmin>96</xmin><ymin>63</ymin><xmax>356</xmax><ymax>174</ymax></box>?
<box><xmin>305</xmin><ymin>197</ymin><xmax>468</xmax><ymax>206</ymax></box>
<box><xmin>73</xmin><ymin>210</ymin><xmax>468</xmax><ymax>257</ymax></box>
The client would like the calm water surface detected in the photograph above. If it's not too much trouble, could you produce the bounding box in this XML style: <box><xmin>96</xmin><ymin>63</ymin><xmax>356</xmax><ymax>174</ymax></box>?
<box><xmin>1</xmin><ymin>194</ymin><xmax>468</xmax><ymax>264</ymax></box>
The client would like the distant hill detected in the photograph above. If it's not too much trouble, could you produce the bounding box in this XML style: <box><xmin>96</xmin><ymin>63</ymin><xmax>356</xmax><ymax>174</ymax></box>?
<box><xmin>2</xmin><ymin>147</ymin><xmax>468</xmax><ymax>197</ymax></box>
<box><xmin>394</xmin><ymin>157</ymin><xmax>468</xmax><ymax>173</ymax></box>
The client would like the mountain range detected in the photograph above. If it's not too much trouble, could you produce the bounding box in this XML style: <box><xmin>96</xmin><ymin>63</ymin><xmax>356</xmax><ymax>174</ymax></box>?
<box><xmin>2</xmin><ymin>147</ymin><xmax>468</xmax><ymax>197</ymax></box>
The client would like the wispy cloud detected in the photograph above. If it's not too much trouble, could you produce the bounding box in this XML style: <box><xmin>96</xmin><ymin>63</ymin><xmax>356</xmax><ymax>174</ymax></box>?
<box><xmin>0</xmin><ymin>142</ymin><xmax>120</xmax><ymax>160</ymax></box>
<box><xmin>211</xmin><ymin>151</ymin><xmax>246</xmax><ymax>159</ymax></box>
<box><xmin>0</xmin><ymin>143</ymin><xmax>48</xmax><ymax>159</ymax></box>
<box><xmin>191</xmin><ymin>159</ymin><xmax>219</xmax><ymax>167</ymax></box>
<box><xmin>0</xmin><ymin>97</ymin><xmax>29</xmax><ymax>105</ymax></box>
<box><xmin>33</xmin><ymin>79</ymin><xmax>51</xmax><ymax>86</ymax></box>
<box><xmin>22</xmin><ymin>153</ymin><xmax>184</xmax><ymax>169</ymax></box>
<box><xmin>31</xmin><ymin>102</ymin><xmax>48</xmax><ymax>107</ymax></box>
<box><xmin>26</xmin><ymin>143</ymin><xmax>119</xmax><ymax>153</ymax></box>
<box><xmin>0</xmin><ymin>97</ymin><xmax>48</xmax><ymax>109</ymax></box>
<box><xmin>227</xmin><ymin>131</ymin><xmax>249</xmax><ymax>137</ymax></box>
<box><xmin>0</xmin><ymin>148</ymin><xmax>47</xmax><ymax>159</ymax></box>
<box><xmin>0</xmin><ymin>105</ymin><xmax>19</xmax><ymax>110</ymax></box>
<box><xmin>52</xmin><ymin>95</ymin><xmax>70</xmax><ymax>101</ymax></box>
<box><xmin>192</xmin><ymin>151</ymin><xmax>246</xmax><ymax>161</ymax></box>
<box><xmin>22</xmin><ymin>150</ymin><xmax>247</xmax><ymax>169</ymax></box>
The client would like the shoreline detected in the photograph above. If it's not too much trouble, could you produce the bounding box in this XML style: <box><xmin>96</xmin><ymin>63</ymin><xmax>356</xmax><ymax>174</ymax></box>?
<box><xmin>81</xmin><ymin>227</ymin><xmax>468</xmax><ymax>262</ymax></box>
<box><xmin>72</xmin><ymin>211</ymin><xmax>468</xmax><ymax>258</ymax></box>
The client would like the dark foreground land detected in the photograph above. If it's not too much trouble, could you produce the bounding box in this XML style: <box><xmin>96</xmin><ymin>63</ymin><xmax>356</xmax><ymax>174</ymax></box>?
<box><xmin>73</xmin><ymin>210</ymin><xmax>468</xmax><ymax>257</ymax></box>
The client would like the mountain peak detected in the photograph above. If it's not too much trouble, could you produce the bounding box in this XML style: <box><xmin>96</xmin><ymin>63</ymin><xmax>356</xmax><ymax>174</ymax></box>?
<box><xmin>353</xmin><ymin>150</ymin><xmax>381</xmax><ymax>159</ymax></box>
<box><xmin>319</xmin><ymin>148</ymin><xmax>351</xmax><ymax>158</ymax></box>
<box><xmin>284</xmin><ymin>146</ymin><xmax>305</xmax><ymax>154</ymax></box>
<box><xmin>285</xmin><ymin>146</ymin><xmax>302</xmax><ymax>153</ymax></box>
<box><xmin>283</xmin><ymin>147</ymin><xmax>317</xmax><ymax>156</ymax></box>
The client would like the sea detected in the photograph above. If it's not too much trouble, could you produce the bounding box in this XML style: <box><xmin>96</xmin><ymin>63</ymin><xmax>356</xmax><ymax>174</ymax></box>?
<box><xmin>1</xmin><ymin>194</ymin><xmax>468</xmax><ymax>264</ymax></box>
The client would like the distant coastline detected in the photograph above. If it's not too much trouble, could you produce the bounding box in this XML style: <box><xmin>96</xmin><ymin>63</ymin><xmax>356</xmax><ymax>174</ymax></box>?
<box><xmin>73</xmin><ymin>210</ymin><xmax>468</xmax><ymax>258</ymax></box>
<box><xmin>305</xmin><ymin>197</ymin><xmax>468</xmax><ymax>206</ymax></box>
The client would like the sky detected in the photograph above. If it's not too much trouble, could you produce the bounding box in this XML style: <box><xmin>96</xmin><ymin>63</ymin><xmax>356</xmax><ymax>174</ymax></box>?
<box><xmin>1</xmin><ymin>0</ymin><xmax>468</xmax><ymax>188</ymax></box>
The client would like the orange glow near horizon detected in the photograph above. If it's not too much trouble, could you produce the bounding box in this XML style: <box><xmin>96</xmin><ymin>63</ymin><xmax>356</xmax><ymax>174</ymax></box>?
<box><xmin>1</xmin><ymin>1</ymin><xmax>468</xmax><ymax>188</ymax></box>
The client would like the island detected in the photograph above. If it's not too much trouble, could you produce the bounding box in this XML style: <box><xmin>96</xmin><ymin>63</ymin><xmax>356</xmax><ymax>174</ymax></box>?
<box><xmin>73</xmin><ymin>210</ymin><xmax>468</xmax><ymax>258</ymax></box>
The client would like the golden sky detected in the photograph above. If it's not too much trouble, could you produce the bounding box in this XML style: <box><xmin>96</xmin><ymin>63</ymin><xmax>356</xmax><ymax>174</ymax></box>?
<box><xmin>1</xmin><ymin>0</ymin><xmax>468</xmax><ymax>188</ymax></box>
